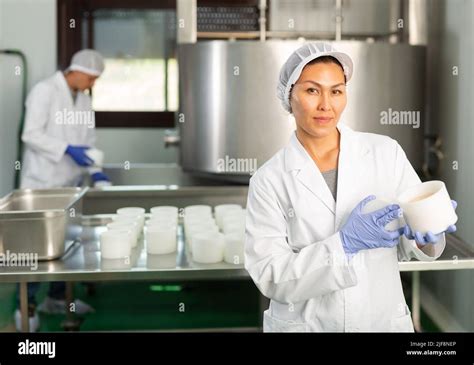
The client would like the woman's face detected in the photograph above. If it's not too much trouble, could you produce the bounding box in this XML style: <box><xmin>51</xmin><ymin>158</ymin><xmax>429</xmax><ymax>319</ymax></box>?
<box><xmin>290</xmin><ymin>62</ymin><xmax>347</xmax><ymax>139</ymax></box>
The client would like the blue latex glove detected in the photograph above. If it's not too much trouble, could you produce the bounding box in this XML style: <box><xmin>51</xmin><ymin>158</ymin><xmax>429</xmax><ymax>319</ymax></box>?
<box><xmin>65</xmin><ymin>145</ymin><xmax>93</xmax><ymax>167</ymax></box>
<box><xmin>403</xmin><ymin>200</ymin><xmax>457</xmax><ymax>245</ymax></box>
<box><xmin>340</xmin><ymin>195</ymin><xmax>405</xmax><ymax>256</ymax></box>
<box><xmin>91</xmin><ymin>172</ymin><xmax>110</xmax><ymax>183</ymax></box>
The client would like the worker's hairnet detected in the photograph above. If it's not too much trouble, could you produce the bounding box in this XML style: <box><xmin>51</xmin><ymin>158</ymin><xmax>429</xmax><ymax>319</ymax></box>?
<box><xmin>67</xmin><ymin>49</ymin><xmax>105</xmax><ymax>77</ymax></box>
<box><xmin>277</xmin><ymin>42</ymin><xmax>353</xmax><ymax>113</ymax></box>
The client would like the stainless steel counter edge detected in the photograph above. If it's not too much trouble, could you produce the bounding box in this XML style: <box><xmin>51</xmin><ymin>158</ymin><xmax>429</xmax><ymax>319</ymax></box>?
<box><xmin>85</xmin><ymin>185</ymin><xmax>249</xmax><ymax>196</ymax></box>
<box><xmin>1</xmin><ymin>259</ymin><xmax>473</xmax><ymax>283</ymax></box>
<box><xmin>0</xmin><ymin>268</ymin><xmax>251</xmax><ymax>283</ymax></box>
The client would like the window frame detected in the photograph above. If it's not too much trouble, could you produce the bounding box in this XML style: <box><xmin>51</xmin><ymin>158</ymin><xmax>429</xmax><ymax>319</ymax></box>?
<box><xmin>57</xmin><ymin>0</ymin><xmax>261</xmax><ymax>128</ymax></box>
<box><xmin>57</xmin><ymin>0</ymin><xmax>177</xmax><ymax>128</ymax></box>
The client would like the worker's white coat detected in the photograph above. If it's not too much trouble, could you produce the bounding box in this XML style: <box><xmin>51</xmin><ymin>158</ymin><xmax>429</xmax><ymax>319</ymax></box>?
<box><xmin>20</xmin><ymin>71</ymin><xmax>96</xmax><ymax>188</ymax></box>
<box><xmin>245</xmin><ymin>123</ymin><xmax>445</xmax><ymax>332</ymax></box>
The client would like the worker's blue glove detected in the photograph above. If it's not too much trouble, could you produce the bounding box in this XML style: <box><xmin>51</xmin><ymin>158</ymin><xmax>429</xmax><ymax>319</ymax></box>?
<box><xmin>339</xmin><ymin>195</ymin><xmax>405</xmax><ymax>256</ymax></box>
<box><xmin>65</xmin><ymin>145</ymin><xmax>93</xmax><ymax>167</ymax></box>
<box><xmin>403</xmin><ymin>200</ymin><xmax>457</xmax><ymax>245</ymax></box>
<box><xmin>91</xmin><ymin>172</ymin><xmax>110</xmax><ymax>183</ymax></box>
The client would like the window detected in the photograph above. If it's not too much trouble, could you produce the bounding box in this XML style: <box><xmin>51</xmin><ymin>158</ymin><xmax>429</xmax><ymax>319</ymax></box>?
<box><xmin>57</xmin><ymin>0</ymin><xmax>177</xmax><ymax>128</ymax></box>
<box><xmin>85</xmin><ymin>9</ymin><xmax>178</xmax><ymax>112</ymax></box>
<box><xmin>57</xmin><ymin>0</ymin><xmax>260</xmax><ymax>127</ymax></box>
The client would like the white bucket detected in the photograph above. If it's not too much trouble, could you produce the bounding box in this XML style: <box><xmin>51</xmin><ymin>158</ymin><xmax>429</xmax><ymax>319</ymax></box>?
<box><xmin>100</xmin><ymin>230</ymin><xmax>132</xmax><ymax>259</ymax></box>
<box><xmin>191</xmin><ymin>232</ymin><xmax>225</xmax><ymax>264</ymax></box>
<box><xmin>397</xmin><ymin>180</ymin><xmax>457</xmax><ymax>234</ymax></box>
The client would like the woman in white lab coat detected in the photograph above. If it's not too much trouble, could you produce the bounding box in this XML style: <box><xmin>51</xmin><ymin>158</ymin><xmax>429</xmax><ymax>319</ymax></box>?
<box><xmin>244</xmin><ymin>42</ymin><xmax>457</xmax><ymax>332</ymax></box>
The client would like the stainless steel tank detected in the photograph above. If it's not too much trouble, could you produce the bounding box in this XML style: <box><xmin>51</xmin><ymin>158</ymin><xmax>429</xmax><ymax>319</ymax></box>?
<box><xmin>178</xmin><ymin>41</ymin><xmax>425</xmax><ymax>183</ymax></box>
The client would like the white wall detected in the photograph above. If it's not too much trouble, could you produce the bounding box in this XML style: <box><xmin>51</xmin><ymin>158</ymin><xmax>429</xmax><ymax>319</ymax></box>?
<box><xmin>0</xmin><ymin>0</ymin><xmax>57</xmax><ymax>89</ymax></box>
<box><xmin>0</xmin><ymin>0</ymin><xmax>57</xmax><ymax>327</ymax></box>
<box><xmin>424</xmin><ymin>0</ymin><xmax>474</xmax><ymax>331</ymax></box>
<box><xmin>0</xmin><ymin>0</ymin><xmax>57</xmax><ymax>196</ymax></box>
<box><xmin>0</xmin><ymin>52</ymin><xmax>20</xmax><ymax>196</ymax></box>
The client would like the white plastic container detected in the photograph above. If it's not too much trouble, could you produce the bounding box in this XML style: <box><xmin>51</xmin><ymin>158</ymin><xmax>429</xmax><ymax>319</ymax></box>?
<box><xmin>146</xmin><ymin>216</ymin><xmax>178</xmax><ymax>227</ymax></box>
<box><xmin>100</xmin><ymin>230</ymin><xmax>132</xmax><ymax>259</ymax></box>
<box><xmin>184</xmin><ymin>217</ymin><xmax>216</xmax><ymax>234</ymax></box>
<box><xmin>215</xmin><ymin>204</ymin><xmax>242</xmax><ymax>213</ymax></box>
<box><xmin>184</xmin><ymin>205</ymin><xmax>212</xmax><ymax>216</ymax></box>
<box><xmin>224</xmin><ymin>223</ymin><xmax>245</xmax><ymax>235</ymax></box>
<box><xmin>185</xmin><ymin>224</ymin><xmax>219</xmax><ymax>254</ymax></box>
<box><xmin>397</xmin><ymin>180</ymin><xmax>457</xmax><ymax>234</ymax></box>
<box><xmin>116</xmin><ymin>207</ymin><xmax>146</xmax><ymax>227</ymax></box>
<box><xmin>184</xmin><ymin>219</ymin><xmax>217</xmax><ymax>235</ymax></box>
<box><xmin>113</xmin><ymin>215</ymin><xmax>141</xmax><ymax>224</ymax></box>
<box><xmin>224</xmin><ymin>233</ymin><xmax>245</xmax><ymax>265</ymax></box>
<box><xmin>145</xmin><ymin>225</ymin><xmax>177</xmax><ymax>255</ymax></box>
<box><xmin>117</xmin><ymin>207</ymin><xmax>145</xmax><ymax>216</ymax></box>
<box><xmin>187</xmin><ymin>224</ymin><xmax>219</xmax><ymax>239</ymax></box>
<box><xmin>150</xmin><ymin>206</ymin><xmax>179</xmax><ymax>217</ymax></box>
<box><xmin>107</xmin><ymin>222</ymin><xmax>139</xmax><ymax>247</ymax></box>
<box><xmin>85</xmin><ymin>148</ymin><xmax>104</xmax><ymax>167</ymax></box>
<box><xmin>191</xmin><ymin>232</ymin><xmax>225</xmax><ymax>264</ymax></box>
<box><xmin>223</xmin><ymin>209</ymin><xmax>245</xmax><ymax>219</ymax></box>
<box><xmin>184</xmin><ymin>214</ymin><xmax>214</xmax><ymax>225</ymax></box>
<box><xmin>222</xmin><ymin>215</ymin><xmax>246</xmax><ymax>234</ymax></box>
<box><xmin>113</xmin><ymin>215</ymin><xmax>143</xmax><ymax>237</ymax></box>
<box><xmin>215</xmin><ymin>204</ymin><xmax>242</xmax><ymax>229</ymax></box>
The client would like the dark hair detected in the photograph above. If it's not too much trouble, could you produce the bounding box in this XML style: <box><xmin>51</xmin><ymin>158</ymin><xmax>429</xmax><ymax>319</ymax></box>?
<box><xmin>306</xmin><ymin>56</ymin><xmax>347</xmax><ymax>84</ymax></box>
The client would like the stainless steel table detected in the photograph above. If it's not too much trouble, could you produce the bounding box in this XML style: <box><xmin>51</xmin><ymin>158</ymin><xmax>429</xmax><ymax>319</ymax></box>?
<box><xmin>0</xmin><ymin>215</ymin><xmax>249</xmax><ymax>283</ymax></box>
<box><xmin>0</xmin><ymin>214</ymin><xmax>250</xmax><ymax>332</ymax></box>
<box><xmin>0</xmin><ymin>185</ymin><xmax>253</xmax><ymax>332</ymax></box>
<box><xmin>1</xmin><ymin>185</ymin><xmax>472</xmax><ymax>332</ymax></box>
<box><xmin>3</xmin><ymin>217</ymin><xmax>471</xmax><ymax>283</ymax></box>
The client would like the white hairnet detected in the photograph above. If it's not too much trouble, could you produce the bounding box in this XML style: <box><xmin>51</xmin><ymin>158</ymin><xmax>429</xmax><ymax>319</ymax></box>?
<box><xmin>67</xmin><ymin>49</ymin><xmax>105</xmax><ymax>77</ymax></box>
<box><xmin>277</xmin><ymin>42</ymin><xmax>353</xmax><ymax>113</ymax></box>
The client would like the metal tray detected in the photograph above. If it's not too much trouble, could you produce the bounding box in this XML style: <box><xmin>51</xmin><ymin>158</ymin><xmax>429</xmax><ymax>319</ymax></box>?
<box><xmin>0</xmin><ymin>188</ymin><xmax>88</xmax><ymax>260</ymax></box>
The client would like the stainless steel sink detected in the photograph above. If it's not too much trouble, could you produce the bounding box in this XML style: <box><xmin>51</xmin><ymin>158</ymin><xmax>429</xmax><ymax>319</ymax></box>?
<box><xmin>0</xmin><ymin>188</ymin><xmax>87</xmax><ymax>260</ymax></box>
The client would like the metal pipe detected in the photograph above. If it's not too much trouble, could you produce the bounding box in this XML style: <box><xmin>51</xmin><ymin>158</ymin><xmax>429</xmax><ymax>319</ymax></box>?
<box><xmin>412</xmin><ymin>271</ymin><xmax>422</xmax><ymax>332</ymax></box>
<box><xmin>196</xmin><ymin>30</ymin><xmax>400</xmax><ymax>40</ymax></box>
<box><xmin>164</xmin><ymin>40</ymin><xmax>169</xmax><ymax>110</ymax></box>
<box><xmin>20</xmin><ymin>282</ymin><xmax>29</xmax><ymax>332</ymax></box>
<box><xmin>398</xmin><ymin>0</ymin><xmax>408</xmax><ymax>43</ymax></box>
<box><xmin>259</xmin><ymin>0</ymin><xmax>267</xmax><ymax>41</ymax></box>
<box><xmin>335</xmin><ymin>0</ymin><xmax>343</xmax><ymax>41</ymax></box>
<box><xmin>62</xmin><ymin>281</ymin><xmax>77</xmax><ymax>330</ymax></box>
<box><xmin>176</xmin><ymin>0</ymin><xmax>197</xmax><ymax>44</ymax></box>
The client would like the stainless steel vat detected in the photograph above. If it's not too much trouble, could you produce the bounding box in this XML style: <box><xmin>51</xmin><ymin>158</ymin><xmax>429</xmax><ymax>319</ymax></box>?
<box><xmin>178</xmin><ymin>40</ymin><xmax>426</xmax><ymax>182</ymax></box>
<box><xmin>0</xmin><ymin>188</ymin><xmax>87</xmax><ymax>260</ymax></box>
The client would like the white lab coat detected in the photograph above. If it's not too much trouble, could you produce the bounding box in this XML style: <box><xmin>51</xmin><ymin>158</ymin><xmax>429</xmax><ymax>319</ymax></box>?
<box><xmin>245</xmin><ymin>123</ymin><xmax>445</xmax><ymax>332</ymax></box>
<box><xmin>20</xmin><ymin>71</ymin><xmax>96</xmax><ymax>189</ymax></box>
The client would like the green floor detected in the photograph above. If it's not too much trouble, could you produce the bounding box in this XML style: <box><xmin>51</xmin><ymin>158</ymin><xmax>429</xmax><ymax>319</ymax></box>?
<box><xmin>3</xmin><ymin>275</ymin><xmax>440</xmax><ymax>332</ymax></box>
<box><xmin>419</xmin><ymin>308</ymin><xmax>440</xmax><ymax>332</ymax></box>
<box><xmin>401</xmin><ymin>273</ymin><xmax>441</xmax><ymax>332</ymax></box>
<box><xmin>37</xmin><ymin>280</ymin><xmax>261</xmax><ymax>331</ymax></box>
